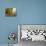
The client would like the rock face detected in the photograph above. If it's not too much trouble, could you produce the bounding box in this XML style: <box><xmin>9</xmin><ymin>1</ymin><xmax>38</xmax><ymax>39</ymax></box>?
<box><xmin>5</xmin><ymin>8</ymin><xmax>16</xmax><ymax>16</ymax></box>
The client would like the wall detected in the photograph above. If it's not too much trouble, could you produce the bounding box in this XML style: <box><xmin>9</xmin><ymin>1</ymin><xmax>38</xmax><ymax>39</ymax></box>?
<box><xmin>0</xmin><ymin>0</ymin><xmax>46</xmax><ymax>44</ymax></box>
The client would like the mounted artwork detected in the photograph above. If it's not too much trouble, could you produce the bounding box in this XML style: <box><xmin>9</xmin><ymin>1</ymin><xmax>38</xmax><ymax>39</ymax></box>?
<box><xmin>18</xmin><ymin>25</ymin><xmax>46</xmax><ymax>42</ymax></box>
<box><xmin>5</xmin><ymin>8</ymin><xmax>16</xmax><ymax>16</ymax></box>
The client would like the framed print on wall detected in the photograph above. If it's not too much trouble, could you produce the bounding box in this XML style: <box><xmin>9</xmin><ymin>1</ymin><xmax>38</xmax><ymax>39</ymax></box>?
<box><xmin>5</xmin><ymin>8</ymin><xmax>16</xmax><ymax>16</ymax></box>
<box><xmin>18</xmin><ymin>24</ymin><xmax>46</xmax><ymax>41</ymax></box>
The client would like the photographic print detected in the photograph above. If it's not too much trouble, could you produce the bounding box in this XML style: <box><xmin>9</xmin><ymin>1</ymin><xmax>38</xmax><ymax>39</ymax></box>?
<box><xmin>5</xmin><ymin>8</ymin><xmax>16</xmax><ymax>16</ymax></box>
